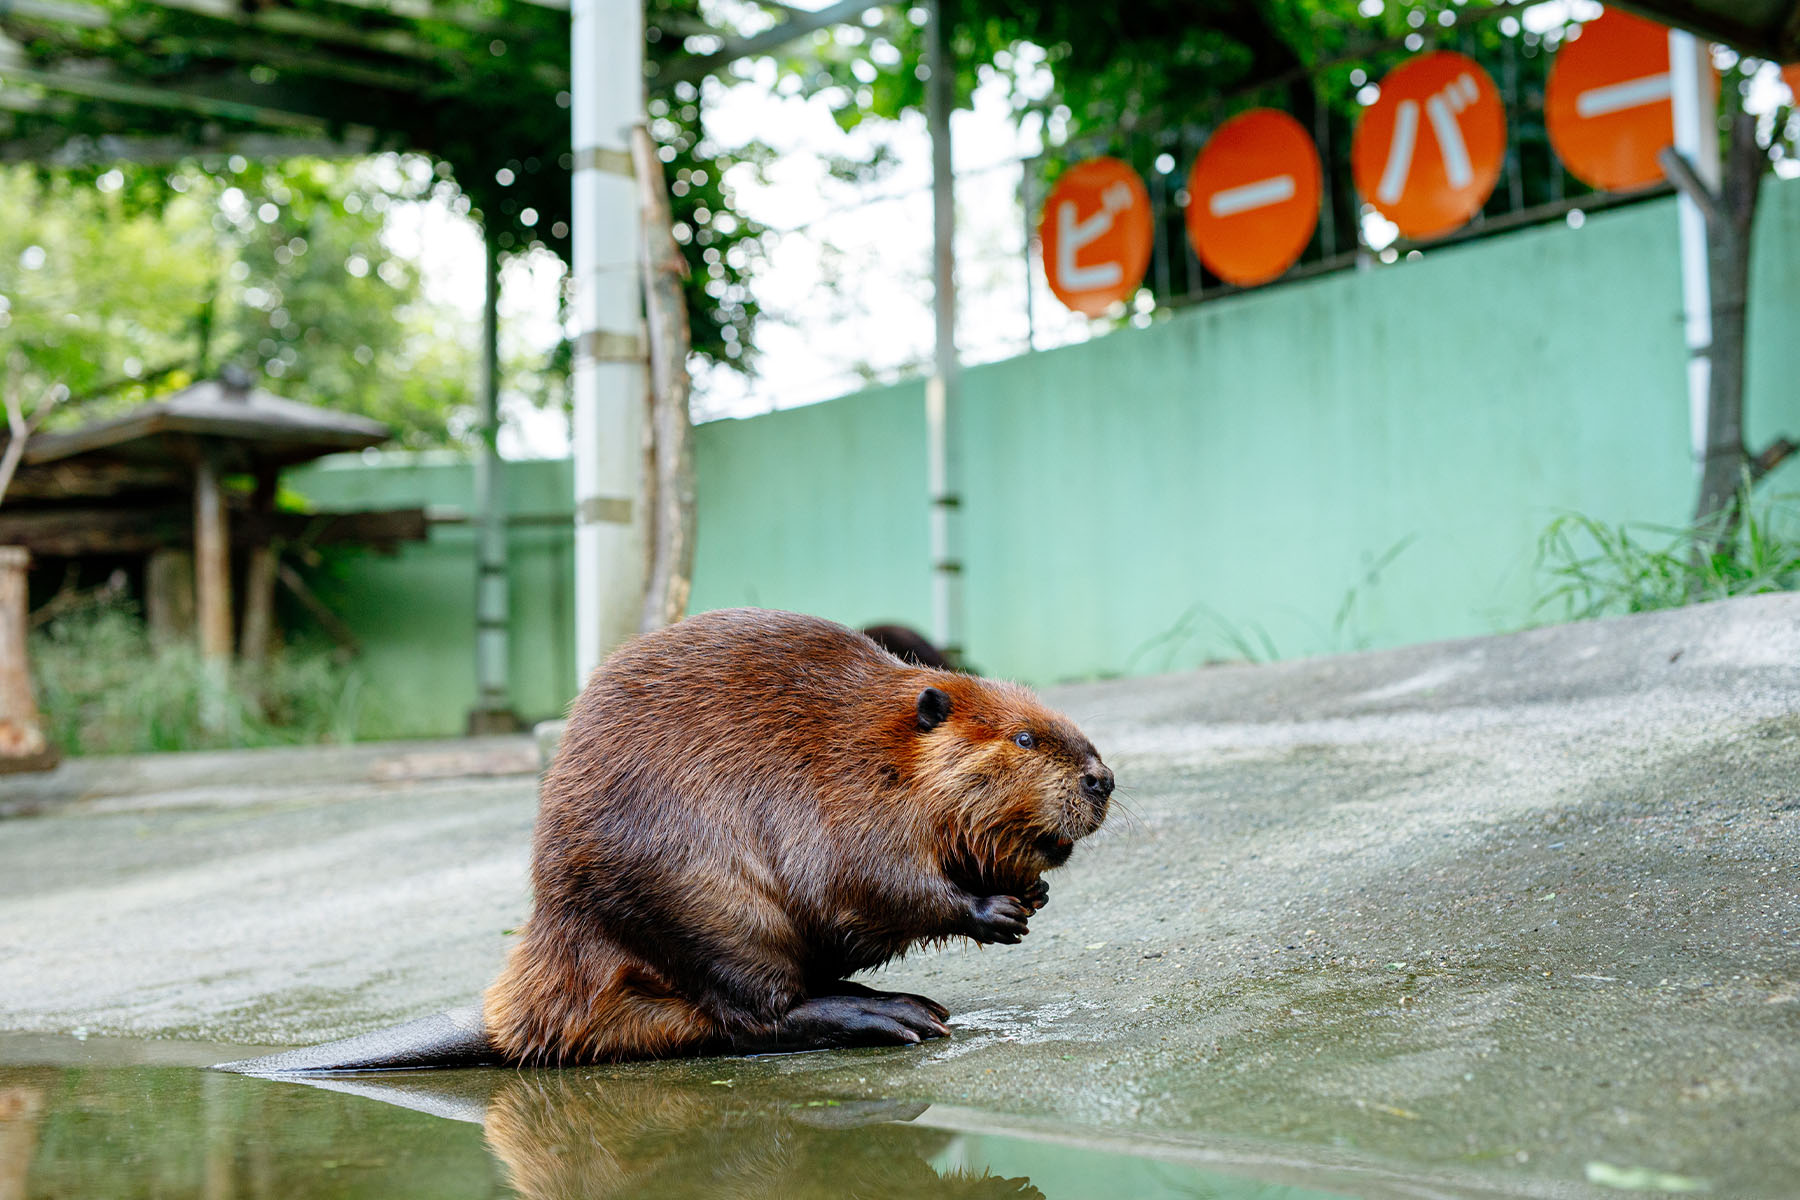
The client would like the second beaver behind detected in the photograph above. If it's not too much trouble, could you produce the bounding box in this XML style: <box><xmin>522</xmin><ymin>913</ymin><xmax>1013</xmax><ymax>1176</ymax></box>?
<box><xmin>483</xmin><ymin>607</ymin><xmax>1114</xmax><ymax>1064</ymax></box>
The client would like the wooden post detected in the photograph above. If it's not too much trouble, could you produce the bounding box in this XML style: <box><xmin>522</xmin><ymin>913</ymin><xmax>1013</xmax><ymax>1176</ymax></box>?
<box><xmin>0</xmin><ymin>546</ymin><xmax>56</xmax><ymax>772</ymax></box>
<box><xmin>239</xmin><ymin>545</ymin><xmax>278</xmax><ymax>666</ymax></box>
<box><xmin>145</xmin><ymin>549</ymin><xmax>197</xmax><ymax>645</ymax></box>
<box><xmin>633</xmin><ymin>123</ymin><xmax>697</xmax><ymax>634</ymax></box>
<box><xmin>193</xmin><ymin>455</ymin><xmax>232</xmax><ymax>662</ymax></box>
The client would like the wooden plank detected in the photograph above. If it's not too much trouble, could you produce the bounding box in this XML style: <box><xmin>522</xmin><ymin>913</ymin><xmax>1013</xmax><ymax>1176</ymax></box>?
<box><xmin>0</xmin><ymin>460</ymin><xmax>188</xmax><ymax>501</ymax></box>
<box><xmin>0</xmin><ymin>505</ymin><xmax>430</xmax><ymax>557</ymax></box>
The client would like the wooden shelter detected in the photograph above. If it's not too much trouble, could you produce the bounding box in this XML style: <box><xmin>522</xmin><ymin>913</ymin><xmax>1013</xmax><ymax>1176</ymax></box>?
<box><xmin>0</xmin><ymin>370</ymin><xmax>426</xmax><ymax>664</ymax></box>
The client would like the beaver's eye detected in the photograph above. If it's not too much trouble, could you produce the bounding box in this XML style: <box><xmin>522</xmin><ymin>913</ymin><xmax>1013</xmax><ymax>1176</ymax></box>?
<box><xmin>1012</xmin><ymin>731</ymin><xmax>1036</xmax><ymax>750</ymax></box>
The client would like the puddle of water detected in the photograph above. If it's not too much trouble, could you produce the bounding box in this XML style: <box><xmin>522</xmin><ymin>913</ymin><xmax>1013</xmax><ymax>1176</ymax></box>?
<box><xmin>0</xmin><ymin>1039</ymin><xmax>1354</xmax><ymax>1200</ymax></box>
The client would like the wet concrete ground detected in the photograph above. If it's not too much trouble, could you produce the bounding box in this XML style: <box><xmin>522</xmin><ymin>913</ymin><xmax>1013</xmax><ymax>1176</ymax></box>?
<box><xmin>2</xmin><ymin>594</ymin><xmax>1796</xmax><ymax>1197</ymax></box>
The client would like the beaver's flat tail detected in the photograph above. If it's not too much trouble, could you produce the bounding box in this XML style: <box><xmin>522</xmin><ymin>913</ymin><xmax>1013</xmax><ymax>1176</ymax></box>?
<box><xmin>213</xmin><ymin>1005</ymin><xmax>499</xmax><ymax>1075</ymax></box>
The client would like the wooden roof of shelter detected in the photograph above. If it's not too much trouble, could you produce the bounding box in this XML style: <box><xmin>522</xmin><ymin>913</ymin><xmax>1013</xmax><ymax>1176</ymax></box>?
<box><xmin>0</xmin><ymin>375</ymin><xmax>424</xmax><ymax>650</ymax></box>
<box><xmin>21</xmin><ymin>376</ymin><xmax>390</xmax><ymax>472</ymax></box>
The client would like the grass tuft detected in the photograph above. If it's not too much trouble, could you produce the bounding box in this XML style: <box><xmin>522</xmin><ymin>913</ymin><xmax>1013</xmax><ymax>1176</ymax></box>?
<box><xmin>30</xmin><ymin>601</ymin><xmax>366</xmax><ymax>755</ymax></box>
<box><xmin>1534</xmin><ymin>489</ymin><xmax>1800</xmax><ymax>621</ymax></box>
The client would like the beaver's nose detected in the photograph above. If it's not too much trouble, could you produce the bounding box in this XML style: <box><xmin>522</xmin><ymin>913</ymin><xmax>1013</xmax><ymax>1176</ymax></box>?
<box><xmin>1081</xmin><ymin>765</ymin><xmax>1114</xmax><ymax>799</ymax></box>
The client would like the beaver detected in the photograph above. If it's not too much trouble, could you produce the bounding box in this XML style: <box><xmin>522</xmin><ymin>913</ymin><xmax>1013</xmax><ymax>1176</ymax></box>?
<box><xmin>484</xmin><ymin>607</ymin><xmax>1113</xmax><ymax>1062</ymax></box>
<box><xmin>860</xmin><ymin>623</ymin><xmax>957</xmax><ymax>670</ymax></box>
<box><xmin>218</xmin><ymin>607</ymin><xmax>1111</xmax><ymax>1072</ymax></box>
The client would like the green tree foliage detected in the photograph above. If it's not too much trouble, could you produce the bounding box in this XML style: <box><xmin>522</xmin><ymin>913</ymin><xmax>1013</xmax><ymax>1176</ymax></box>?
<box><xmin>0</xmin><ymin>157</ymin><xmax>475</xmax><ymax>445</ymax></box>
<box><xmin>2</xmin><ymin>0</ymin><xmax>763</xmax><ymax>374</ymax></box>
<box><xmin>788</xmin><ymin>0</ymin><xmax>1413</xmax><ymax>134</ymax></box>
<box><xmin>778</xmin><ymin>1</ymin><xmax>1614</xmax><ymax>297</ymax></box>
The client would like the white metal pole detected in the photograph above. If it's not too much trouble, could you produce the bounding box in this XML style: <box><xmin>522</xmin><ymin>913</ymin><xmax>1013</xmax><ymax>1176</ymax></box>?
<box><xmin>1669</xmin><ymin>29</ymin><xmax>1718</xmax><ymax>479</ymax></box>
<box><xmin>925</xmin><ymin>0</ymin><xmax>962</xmax><ymax>661</ymax></box>
<box><xmin>571</xmin><ymin>0</ymin><xmax>647</xmax><ymax>683</ymax></box>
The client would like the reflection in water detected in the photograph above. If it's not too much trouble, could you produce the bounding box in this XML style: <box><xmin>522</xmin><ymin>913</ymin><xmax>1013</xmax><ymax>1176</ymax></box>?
<box><xmin>483</xmin><ymin>1074</ymin><xmax>1038</xmax><ymax>1200</ymax></box>
<box><xmin>0</xmin><ymin>1087</ymin><xmax>45</xmax><ymax>1200</ymax></box>
<box><xmin>0</xmin><ymin>1056</ymin><xmax>1349</xmax><ymax>1199</ymax></box>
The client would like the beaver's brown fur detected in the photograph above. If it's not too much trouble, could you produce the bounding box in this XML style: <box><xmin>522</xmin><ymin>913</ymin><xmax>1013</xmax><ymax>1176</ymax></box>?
<box><xmin>482</xmin><ymin>607</ymin><xmax>1113</xmax><ymax>1064</ymax></box>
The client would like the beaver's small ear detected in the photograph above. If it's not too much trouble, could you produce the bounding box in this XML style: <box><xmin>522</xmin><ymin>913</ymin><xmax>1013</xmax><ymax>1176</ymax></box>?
<box><xmin>916</xmin><ymin>687</ymin><xmax>952</xmax><ymax>731</ymax></box>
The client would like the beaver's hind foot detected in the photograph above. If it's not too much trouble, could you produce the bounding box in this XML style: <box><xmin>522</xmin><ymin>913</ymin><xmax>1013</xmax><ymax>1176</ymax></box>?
<box><xmin>730</xmin><ymin>991</ymin><xmax>950</xmax><ymax>1054</ymax></box>
<box><xmin>816</xmin><ymin>979</ymin><xmax>950</xmax><ymax>1021</ymax></box>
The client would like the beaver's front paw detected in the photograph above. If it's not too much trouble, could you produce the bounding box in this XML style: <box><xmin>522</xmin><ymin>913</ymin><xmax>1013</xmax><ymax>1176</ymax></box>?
<box><xmin>1021</xmin><ymin>878</ymin><xmax>1049</xmax><ymax>912</ymax></box>
<box><xmin>964</xmin><ymin>894</ymin><xmax>1032</xmax><ymax>944</ymax></box>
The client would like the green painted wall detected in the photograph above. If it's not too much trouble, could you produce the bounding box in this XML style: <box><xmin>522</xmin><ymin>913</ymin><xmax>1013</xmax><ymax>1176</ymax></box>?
<box><xmin>690</xmin><ymin>376</ymin><xmax>932</xmax><ymax>626</ymax></box>
<box><xmin>291</xmin><ymin>179</ymin><xmax>1800</xmax><ymax>734</ymax></box>
<box><xmin>694</xmin><ymin>180</ymin><xmax>1800</xmax><ymax>682</ymax></box>
<box><xmin>283</xmin><ymin>454</ymin><xmax>580</xmax><ymax>738</ymax></box>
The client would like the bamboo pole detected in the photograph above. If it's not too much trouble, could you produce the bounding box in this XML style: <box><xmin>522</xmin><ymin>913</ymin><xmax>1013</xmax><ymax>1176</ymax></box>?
<box><xmin>633</xmin><ymin>122</ymin><xmax>696</xmax><ymax>634</ymax></box>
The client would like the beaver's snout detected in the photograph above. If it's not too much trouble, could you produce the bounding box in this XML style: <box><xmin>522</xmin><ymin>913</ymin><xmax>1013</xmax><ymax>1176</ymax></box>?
<box><xmin>1063</xmin><ymin>757</ymin><xmax>1113</xmax><ymax>839</ymax></box>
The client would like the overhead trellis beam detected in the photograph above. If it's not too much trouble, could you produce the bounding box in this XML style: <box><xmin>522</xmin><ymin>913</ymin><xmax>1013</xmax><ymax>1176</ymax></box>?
<box><xmin>310</xmin><ymin>0</ymin><xmax>569</xmax><ymax>17</ymax></box>
<box><xmin>146</xmin><ymin>37</ymin><xmax>434</xmax><ymax>91</ymax></box>
<box><xmin>4</xmin><ymin>0</ymin><xmax>107</xmax><ymax>28</ymax></box>
<box><xmin>0</xmin><ymin>128</ymin><xmax>379</xmax><ymax>165</ymax></box>
<box><xmin>0</xmin><ymin>0</ymin><xmax>883</xmax><ymax>152</ymax></box>
<box><xmin>0</xmin><ymin>38</ymin><xmax>390</xmax><ymax>132</ymax></box>
<box><xmin>655</xmin><ymin>0</ymin><xmax>883</xmax><ymax>87</ymax></box>
<box><xmin>5</xmin><ymin>0</ymin><xmax>577</xmax><ymax>84</ymax></box>
<box><xmin>0</xmin><ymin>88</ymin><xmax>75</xmax><ymax>115</ymax></box>
<box><xmin>0</xmin><ymin>68</ymin><xmax>324</xmax><ymax>129</ymax></box>
<box><xmin>36</xmin><ymin>0</ymin><xmax>456</xmax><ymax>61</ymax></box>
<box><xmin>134</xmin><ymin>0</ymin><xmax>565</xmax><ymax>28</ymax></box>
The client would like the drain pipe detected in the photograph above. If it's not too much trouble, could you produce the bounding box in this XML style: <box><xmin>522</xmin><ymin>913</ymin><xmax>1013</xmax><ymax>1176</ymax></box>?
<box><xmin>469</xmin><ymin>228</ymin><xmax>519</xmax><ymax>734</ymax></box>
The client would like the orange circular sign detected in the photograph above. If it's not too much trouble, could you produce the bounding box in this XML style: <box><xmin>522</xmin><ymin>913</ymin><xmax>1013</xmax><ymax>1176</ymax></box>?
<box><xmin>1783</xmin><ymin>62</ymin><xmax>1800</xmax><ymax>103</ymax></box>
<box><xmin>1038</xmin><ymin>157</ymin><xmax>1152</xmax><ymax>317</ymax></box>
<box><xmin>1351</xmin><ymin>51</ymin><xmax>1506</xmax><ymax>241</ymax></box>
<box><xmin>1547</xmin><ymin>9</ymin><xmax>1678</xmax><ymax>193</ymax></box>
<box><xmin>1185</xmin><ymin>108</ymin><xmax>1322</xmax><ymax>287</ymax></box>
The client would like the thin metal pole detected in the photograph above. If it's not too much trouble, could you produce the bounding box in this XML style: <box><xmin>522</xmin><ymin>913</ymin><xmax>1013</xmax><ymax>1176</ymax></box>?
<box><xmin>925</xmin><ymin>0</ymin><xmax>962</xmax><ymax>660</ymax></box>
<box><xmin>1020</xmin><ymin>162</ymin><xmax>1035</xmax><ymax>353</ymax></box>
<box><xmin>1502</xmin><ymin>35</ymin><xmax>1525</xmax><ymax>214</ymax></box>
<box><xmin>1313</xmin><ymin>95</ymin><xmax>1336</xmax><ymax>259</ymax></box>
<box><xmin>472</xmin><ymin>227</ymin><xmax>515</xmax><ymax>729</ymax></box>
<box><xmin>1149</xmin><ymin>158</ymin><xmax>1171</xmax><ymax>302</ymax></box>
<box><xmin>1669</xmin><ymin>28</ymin><xmax>1718</xmax><ymax>480</ymax></box>
<box><xmin>1181</xmin><ymin>125</ymin><xmax>1204</xmax><ymax>297</ymax></box>
<box><xmin>571</xmin><ymin>0</ymin><xmax>647</xmax><ymax>682</ymax></box>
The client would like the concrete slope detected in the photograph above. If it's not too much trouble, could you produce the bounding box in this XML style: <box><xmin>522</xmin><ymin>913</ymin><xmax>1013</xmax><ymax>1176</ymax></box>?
<box><xmin>1</xmin><ymin>594</ymin><xmax>1796</xmax><ymax>1195</ymax></box>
